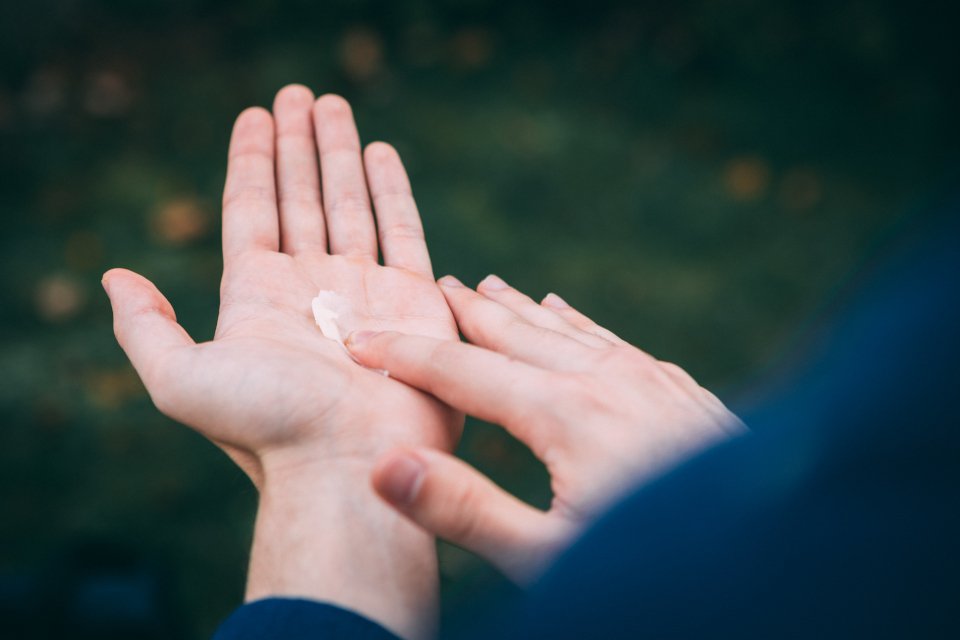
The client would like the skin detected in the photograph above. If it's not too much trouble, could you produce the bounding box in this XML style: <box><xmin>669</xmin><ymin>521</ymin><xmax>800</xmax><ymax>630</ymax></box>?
<box><xmin>347</xmin><ymin>275</ymin><xmax>746</xmax><ymax>584</ymax></box>
<box><xmin>103</xmin><ymin>85</ymin><xmax>461</xmax><ymax>640</ymax></box>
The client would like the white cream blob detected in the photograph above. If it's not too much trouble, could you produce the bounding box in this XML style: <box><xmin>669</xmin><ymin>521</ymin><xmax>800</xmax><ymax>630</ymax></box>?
<box><xmin>311</xmin><ymin>290</ymin><xmax>388</xmax><ymax>376</ymax></box>
<box><xmin>311</xmin><ymin>290</ymin><xmax>350</xmax><ymax>343</ymax></box>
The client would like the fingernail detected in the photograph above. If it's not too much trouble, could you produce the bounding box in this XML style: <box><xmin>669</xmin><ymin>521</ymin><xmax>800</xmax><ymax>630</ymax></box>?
<box><xmin>542</xmin><ymin>292</ymin><xmax>570</xmax><ymax>309</ymax></box>
<box><xmin>438</xmin><ymin>275</ymin><xmax>464</xmax><ymax>288</ymax></box>
<box><xmin>378</xmin><ymin>454</ymin><xmax>425</xmax><ymax>506</ymax></box>
<box><xmin>100</xmin><ymin>273</ymin><xmax>112</xmax><ymax>296</ymax></box>
<box><xmin>479</xmin><ymin>274</ymin><xmax>508</xmax><ymax>291</ymax></box>
<box><xmin>346</xmin><ymin>330</ymin><xmax>379</xmax><ymax>349</ymax></box>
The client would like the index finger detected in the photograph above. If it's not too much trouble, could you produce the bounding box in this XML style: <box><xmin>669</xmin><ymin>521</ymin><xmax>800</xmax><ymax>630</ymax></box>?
<box><xmin>364</xmin><ymin>142</ymin><xmax>433</xmax><ymax>276</ymax></box>
<box><xmin>313</xmin><ymin>94</ymin><xmax>377</xmax><ymax>259</ymax></box>
<box><xmin>347</xmin><ymin>331</ymin><xmax>559</xmax><ymax>457</ymax></box>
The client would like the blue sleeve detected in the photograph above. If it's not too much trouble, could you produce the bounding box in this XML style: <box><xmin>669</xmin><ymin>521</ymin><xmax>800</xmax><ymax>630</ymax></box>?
<box><xmin>212</xmin><ymin>598</ymin><xmax>400</xmax><ymax>640</ymax></box>
<box><xmin>460</xmin><ymin>211</ymin><xmax>960</xmax><ymax>639</ymax></box>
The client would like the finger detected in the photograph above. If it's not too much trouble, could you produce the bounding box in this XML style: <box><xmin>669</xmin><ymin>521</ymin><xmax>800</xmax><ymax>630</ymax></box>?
<box><xmin>222</xmin><ymin>107</ymin><xmax>279</xmax><ymax>262</ymax></box>
<box><xmin>476</xmin><ymin>275</ymin><xmax>610</xmax><ymax>348</ymax></box>
<box><xmin>439</xmin><ymin>276</ymin><xmax>598</xmax><ymax>370</ymax></box>
<box><xmin>372</xmin><ymin>447</ymin><xmax>569</xmax><ymax>584</ymax></box>
<box><xmin>102</xmin><ymin>268</ymin><xmax>195</xmax><ymax>411</ymax></box>
<box><xmin>272</xmin><ymin>84</ymin><xmax>326</xmax><ymax>254</ymax></box>
<box><xmin>364</xmin><ymin>142</ymin><xmax>433</xmax><ymax>276</ymax></box>
<box><xmin>346</xmin><ymin>330</ymin><xmax>560</xmax><ymax>457</ymax></box>
<box><xmin>313</xmin><ymin>94</ymin><xmax>377</xmax><ymax>259</ymax></box>
<box><xmin>541</xmin><ymin>292</ymin><xmax>629</xmax><ymax>346</ymax></box>
<box><xmin>657</xmin><ymin>360</ymin><xmax>700</xmax><ymax>388</ymax></box>
<box><xmin>656</xmin><ymin>361</ymin><xmax>745</xmax><ymax>430</ymax></box>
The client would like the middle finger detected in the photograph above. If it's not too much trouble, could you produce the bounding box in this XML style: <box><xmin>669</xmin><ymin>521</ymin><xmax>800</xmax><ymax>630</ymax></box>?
<box><xmin>313</xmin><ymin>94</ymin><xmax>377</xmax><ymax>259</ymax></box>
<box><xmin>273</xmin><ymin>85</ymin><xmax>326</xmax><ymax>254</ymax></box>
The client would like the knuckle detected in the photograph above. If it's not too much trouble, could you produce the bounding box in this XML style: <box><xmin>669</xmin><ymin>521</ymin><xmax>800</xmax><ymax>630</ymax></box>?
<box><xmin>479</xmin><ymin>319</ymin><xmax>515</xmax><ymax>351</ymax></box>
<box><xmin>227</xmin><ymin>148</ymin><xmax>272</xmax><ymax>166</ymax></box>
<box><xmin>277</xmin><ymin>183</ymin><xmax>319</xmax><ymax>206</ymax></box>
<box><xmin>567</xmin><ymin>315</ymin><xmax>593</xmax><ymax>330</ymax></box>
<box><xmin>658</xmin><ymin>360</ymin><xmax>689</xmax><ymax>379</ymax></box>
<box><xmin>512</xmin><ymin>372</ymin><xmax>567</xmax><ymax>427</ymax></box>
<box><xmin>591</xmin><ymin>345</ymin><xmax>633</xmax><ymax>370</ymax></box>
<box><xmin>426</xmin><ymin>340</ymin><xmax>459</xmax><ymax>377</ymax></box>
<box><xmin>328</xmin><ymin>193</ymin><xmax>370</xmax><ymax>215</ymax></box>
<box><xmin>481</xmin><ymin>313</ymin><xmax>526</xmax><ymax>350</ymax></box>
<box><xmin>223</xmin><ymin>184</ymin><xmax>274</xmax><ymax>208</ymax></box>
<box><xmin>446</xmin><ymin>483</ymin><xmax>483</xmax><ymax>544</ymax></box>
<box><xmin>568</xmin><ymin>379</ymin><xmax>609</xmax><ymax>416</ymax></box>
<box><xmin>560</xmin><ymin>310</ymin><xmax>591</xmax><ymax>329</ymax></box>
<box><xmin>371</xmin><ymin>331</ymin><xmax>399</xmax><ymax>355</ymax></box>
<box><xmin>449</xmin><ymin>299</ymin><xmax>491</xmax><ymax>337</ymax></box>
<box><xmin>319</xmin><ymin>145</ymin><xmax>361</xmax><ymax>162</ymax></box>
<box><xmin>594</xmin><ymin>328</ymin><xmax>623</xmax><ymax>345</ymax></box>
<box><xmin>379</xmin><ymin>221</ymin><xmax>424</xmax><ymax>242</ymax></box>
<box><xmin>372</xmin><ymin>189</ymin><xmax>413</xmax><ymax>204</ymax></box>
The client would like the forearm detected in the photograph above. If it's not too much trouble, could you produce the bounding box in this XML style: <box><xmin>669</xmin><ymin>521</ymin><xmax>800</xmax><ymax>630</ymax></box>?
<box><xmin>246</xmin><ymin>457</ymin><xmax>438</xmax><ymax>640</ymax></box>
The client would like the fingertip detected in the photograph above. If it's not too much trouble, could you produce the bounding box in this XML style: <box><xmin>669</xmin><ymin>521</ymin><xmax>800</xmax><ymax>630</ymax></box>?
<box><xmin>344</xmin><ymin>330</ymin><xmax>383</xmax><ymax>351</ymax></box>
<box><xmin>273</xmin><ymin>83</ymin><xmax>315</xmax><ymax>109</ymax></box>
<box><xmin>102</xmin><ymin>266</ymin><xmax>134</xmax><ymax>282</ymax></box>
<box><xmin>101</xmin><ymin>268</ymin><xmax>151</xmax><ymax>294</ymax></box>
<box><xmin>101</xmin><ymin>267</ymin><xmax>125</xmax><ymax>295</ymax></box>
<box><xmin>230</xmin><ymin>108</ymin><xmax>274</xmax><ymax>154</ymax></box>
<box><xmin>235</xmin><ymin>106</ymin><xmax>273</xmax><ymax>129</ymax></box>
<box><xmin>364</xmin><ymin>141</ymin><xmax>398</xmax><ymax>163</ymax></box>
<box><xmin>103</xmin><ymin>269</ymin><xmax>176</xmax><ymax>319</ymax></box>
<box><xmin>478</xmin><ymin>274</ymin><xmax>509</xmax><ymax>292</ymax></box>
<box><xmin>372</xmin><ymin>449</ymin><xmax>427</xmax><ymax>507</ymax></box>
<box><xmin>437</xmin><ymin>275</ymin><xmax>465</xmax><ymax>288</ymax></box>
<box><xmin>542</xmin><ymin>292</ymin><xmax>570</xmax><ymax>309</ymax></box>
<box><xmin>313</xmin><ymin>93</ymin><xmax>352</xmax><ymax>116</ymax></box>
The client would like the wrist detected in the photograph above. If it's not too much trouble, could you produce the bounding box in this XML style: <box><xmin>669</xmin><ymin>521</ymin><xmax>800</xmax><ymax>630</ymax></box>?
<box><xmin>247</xmin><ymin>447</ymin><xmax>438</xmax><ymax>640</ymax></box>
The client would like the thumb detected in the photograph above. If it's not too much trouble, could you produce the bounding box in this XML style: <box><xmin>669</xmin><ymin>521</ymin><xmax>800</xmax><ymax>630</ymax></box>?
<box><xmin>372</xmin><ymin>447</ymin><xmax>572</xmax><ymax>584</ymax></box>
<box><xmin>102</xmin><ymin>268</ymin><xmax>195</xmax><ymax>406</ymax></box>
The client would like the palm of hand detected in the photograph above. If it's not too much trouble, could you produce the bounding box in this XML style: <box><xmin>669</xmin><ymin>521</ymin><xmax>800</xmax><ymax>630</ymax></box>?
<box><xmin>199</xmin><ymin>251</ymin><xmax>458</xmax><ymax>456</ymax></box>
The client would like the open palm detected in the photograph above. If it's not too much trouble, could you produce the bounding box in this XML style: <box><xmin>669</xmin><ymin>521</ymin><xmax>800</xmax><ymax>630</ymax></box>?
<box><xmin>105</xmin><ymin>86</ymin><xmax>460</xmax><ymax>484</ymax></box>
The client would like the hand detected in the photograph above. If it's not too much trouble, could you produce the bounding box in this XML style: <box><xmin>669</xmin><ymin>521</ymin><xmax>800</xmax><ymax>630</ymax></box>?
<box><xmin>103</xmin><ymin>85</ymin><xmax>460</xmax><ymax>639</ymax></box>
<box><xmin>346</xmin><ymin>275</ymin><xmax>745</xmax><ymax>583</ymax></box>
<box><xmin>105</xmin><ymin>87</ymin><xmax>459</xmax><ymax>480</ymax></box>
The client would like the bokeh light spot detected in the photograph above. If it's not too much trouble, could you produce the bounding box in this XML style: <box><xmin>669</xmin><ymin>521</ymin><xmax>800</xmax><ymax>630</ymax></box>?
<box><xmin>339</xmin><ymin>26</ymin><xmax>384</xmax><ymax>83</ymax></box>
<box><xmin>35</xmin><ymin>274</ymin><xmax>86</xmax><ymax>322</ymax></box>
<box><xmin>723</xmin><ymin>156</ymin><xmax>771</xmax><ymax>202</ymax></box>
<box><xmin>150</xmin><ymin>197</ymin><xmax>210</xmax><ymax>246</ymax></box>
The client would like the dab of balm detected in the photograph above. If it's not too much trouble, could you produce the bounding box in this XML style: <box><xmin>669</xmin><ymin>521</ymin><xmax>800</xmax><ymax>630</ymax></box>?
<box><xmin>311</xmin><ymin>290</ymin><xmax>389</xmax><ymax>376</ymax></box>
<box><xmin>311</xmin><ymin>290</ymin><xmax>350</xmax><ymax>343</ymax></box>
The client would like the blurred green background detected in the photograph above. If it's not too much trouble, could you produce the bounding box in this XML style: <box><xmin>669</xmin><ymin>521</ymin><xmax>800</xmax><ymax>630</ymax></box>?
<box><xmin>1</xmin><ymin>0</ymin><xmax>957</xmax><ymax>637</ymax></box>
